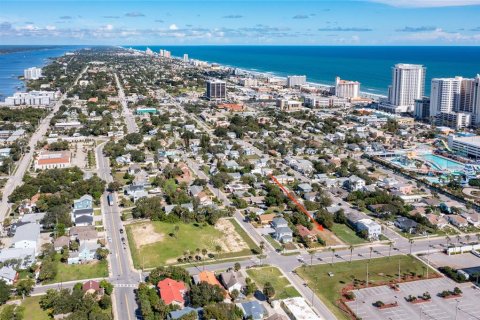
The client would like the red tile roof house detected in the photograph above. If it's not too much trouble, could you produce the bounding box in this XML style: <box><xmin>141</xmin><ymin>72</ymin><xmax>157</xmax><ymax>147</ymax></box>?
<box><xmin>82</xmin><ymin>280</ymin><xmax>104</xmax><ymax>296</ymax></box>
<box><xmin>158</xmin><ymin>278</ymin><xmax>187</xmax><ymax>307</ymax></box>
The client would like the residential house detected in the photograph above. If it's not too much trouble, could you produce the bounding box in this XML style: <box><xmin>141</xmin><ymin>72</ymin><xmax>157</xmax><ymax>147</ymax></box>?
<box><xmin>259</xmin><ymin>214</ymin><xmax>276</xmax><ymax>225</ymax></box>
<box><xmin>296</xmin><ymin>225</ymin><xmax>315</xmax><ymax>242</ymax></box>
<box><xmin>168</xmin><ymin>307</ymin><xmax>201</xmax><ymax>320</ymax></box>
<box><xmin>72</xmin><ymin>195</ymin><xmax>94</xmax><ymax>226</ymax></box>
<box><xmin>0</xmin><ymin>248</ymin><xmax>35</xmax><ymax>268</ymax></box>
<box><xmin>54</xmin><ymin>236</ymin><xmax>70</xmax><ymax>252</ymax></box>
<box><xmin>225</xmin><ymin>160</ymin><xmax>240</xmax><ymax>170</ymax></box>
<box><xmin>297</xmin><ymin>183</ymin><xmax>312</xmax><ymax>194</ymax></box>
<box><xmin>356</xmin><ymin>219</ymin><xmax>382</xmax><ymax>240</ymax></box>
<box><xmin>395</xmin><ymin>217</ymin><xmax>418</xmax><ymax>234</ymax></box>
<box><xmin>0</xmin><ymin>266</ymin><xmax>18</xmax><ymax>285</ymax></box>
<box><xmin>426</xmin><ymin>214</ymin><xmax>449</xmax><ymax>229</ymax></box>
<box><xmin>82</xmin><ymin>280</ymin><xmax>104</xmax><ymax>295</ymax></box>
<box><xmin>237</xmin><ymin>301</ymin><xmax>266</xmax><ymax>320</ymax></box>
<box><xmin>158</xmin><ymin>278</ymin><xmax>187</xmax><ymax>306</ymax></box>
<box><xmin>69</xmin><ymin>226</ymin><xmax>98</xmax><ymax>246</ymax></box>
<box><xmin>271</xmin><ymin>217</ymin><xmax>288</xmax><ymax>229</ymax></box>
<box><xmin>68</xmin><ymin>241</ymin><xmax>100</xmax><ymax>264</ymax></box>
<box><xmin>447</xmin><ymin>215</ymin><xmax>468</xmax><ymax>228</ymax></box>
<box><xmin>274</xmin><ymin>226</ymin><xmax>293</xmax><ymax>243</ymax></box>
<box><xmin>220</xmin><ymin>271</ymin><xmax>246</xmax><ymax>293</ymax></box>
<box><xmin>345</xmin><ymin>175</ymin><xmax>366</xmax><ymax>192</ymax></box>
<box><xmin>461</xmin><ymin>211</ymin><xmax>480</xmax><ymax>227</ymax></box>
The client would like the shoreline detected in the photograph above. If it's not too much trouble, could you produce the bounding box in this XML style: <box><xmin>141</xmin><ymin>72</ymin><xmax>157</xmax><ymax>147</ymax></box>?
<box><xmin>126</xmin><ymin>46</ymin><xmax>387</xmax><ymax>99</ymax></box>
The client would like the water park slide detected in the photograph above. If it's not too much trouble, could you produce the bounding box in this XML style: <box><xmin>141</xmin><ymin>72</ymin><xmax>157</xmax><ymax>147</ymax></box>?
<box><xmin>437</xmin><ymin>139</ymin><xmax>452</xmax><ymax>152</ymax></box>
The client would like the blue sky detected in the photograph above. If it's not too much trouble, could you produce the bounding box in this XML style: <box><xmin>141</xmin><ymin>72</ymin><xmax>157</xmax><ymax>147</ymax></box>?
<box><xmin>1</xmin><ymin>0</ymin><xmax>480</xmax><ymax>45</ymax></box>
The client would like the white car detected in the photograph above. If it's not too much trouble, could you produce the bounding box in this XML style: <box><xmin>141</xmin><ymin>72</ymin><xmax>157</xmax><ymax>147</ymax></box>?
<box><xmin>108</xmin><ymin>237</ymin><xmax>112</xmax><ymax>243</ymax></box>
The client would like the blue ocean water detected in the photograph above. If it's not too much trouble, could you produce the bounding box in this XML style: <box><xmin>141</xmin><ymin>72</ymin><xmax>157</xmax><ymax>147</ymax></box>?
<box><xmin>0</xmin><ymin>46</ymin><xmax>83</xmax><ymax>99</ymax></box>
<box><xmin>129</xmin><ymin>46</ymin><xmax>480</xmax><ymax>96</ymax></box>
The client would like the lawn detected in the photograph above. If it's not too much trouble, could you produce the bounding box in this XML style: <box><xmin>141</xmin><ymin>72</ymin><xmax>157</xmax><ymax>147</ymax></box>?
<box><xmin>296</xmin><ymin>255</ymin><xmax>436</xmax><ymax>320</ymax></box>
<box><xmin>44</xmin><ymin>256</ymin><xmax>108</xmax><ymax>284</ymax></box>
<box><xmin>331</xmin><ymin>223</ymin><xmax>367</xmax><ymax>245</ymax></box>
<box><xmin>264</xmin><ymin>234</ymin><xmax>283</xmax><ymax>251</ymax></box>
<box><xmin>246</xmin><ymin>266</ymin><xmax>300</xmax><ymax>300</ymax></box>
<box><xmin>127</xmin><ymin>219</ymin><xmax>258</xmax><ymax>269</ymax></box>
<box><xmin>21</xmin><ymin>296</ymin><xmax>50</xmax><ymax>320</ymax></box>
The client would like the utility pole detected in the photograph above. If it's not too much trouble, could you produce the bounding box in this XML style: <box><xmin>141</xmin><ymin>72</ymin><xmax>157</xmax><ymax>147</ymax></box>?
<box><xmin>366</xmin><ymin>262</ymin><xmax>369</xmax><ymax>288</ymax></box>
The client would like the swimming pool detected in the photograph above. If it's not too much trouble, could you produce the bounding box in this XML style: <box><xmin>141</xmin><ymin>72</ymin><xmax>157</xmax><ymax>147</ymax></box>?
<box><xmin>421</xmin><ymin>154</ymin><xmax>464</xmax><ymax>171</ymax></box>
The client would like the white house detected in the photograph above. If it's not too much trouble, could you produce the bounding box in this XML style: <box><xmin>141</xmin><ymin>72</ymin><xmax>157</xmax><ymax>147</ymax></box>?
<box><xmin>346</xmin><ymin>175</ymin><xmax>366</xmax><ymax>191</ymax></box>
<box><xmin>356</xmin><ymin>219</ymin><xmax>382</xmax><ymax>240</ymax></box>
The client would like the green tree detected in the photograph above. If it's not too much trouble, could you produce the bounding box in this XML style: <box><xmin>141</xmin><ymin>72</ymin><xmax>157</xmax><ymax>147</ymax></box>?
<box><xmin>189</xmin><ymin>282</ymin><xmax>224</xmax><ymax>307</ymax></box>
<box><xmin>0</xmin><ymin>304</ymin><xmax>24</xmax><ymax>320</ymax></box>
<box><xmin>0</xmin><ymin>280</ymin><xmax>10</xmax><ymax>305</ymax></box>
<box><xmin>263</xmin><ymin>282</ymin><xmax>275</xmax><ymax>301</ymax></box>
<box><xmin>15</xmin><ymin>279</ymin><xmax>35</xmax><ymax>297</ymax></box>
<box><xmin>245</xmin><ymin>277</ymin><xmax>257</xmax><ymax>296</ymax></box>
<box><xmin>100</xmin><ymin>280</ymin><xmax>114</xmax><ymax>295</ymax></box>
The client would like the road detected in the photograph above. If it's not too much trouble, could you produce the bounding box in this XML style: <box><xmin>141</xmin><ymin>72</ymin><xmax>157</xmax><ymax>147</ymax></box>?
<box><xmin>0</xmin><ymin>66</ymin><xmax>88</xmax><ymax>225</ymax></box>
<box><xmin>114</xmin><ymin>73</ymin><xmax>138</xmax><ymax>134</ymax></box>
<box><xmin>96</xmin><ymin>142</ymin><xmax>140</xmax><ymax>320</ymax></box>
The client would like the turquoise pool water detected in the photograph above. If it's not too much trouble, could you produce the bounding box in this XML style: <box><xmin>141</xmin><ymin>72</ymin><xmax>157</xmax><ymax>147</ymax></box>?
<box><xmin>421</xmin><ymin>154</ymin><xmax>463</xmax><ymax>171</ymax></box>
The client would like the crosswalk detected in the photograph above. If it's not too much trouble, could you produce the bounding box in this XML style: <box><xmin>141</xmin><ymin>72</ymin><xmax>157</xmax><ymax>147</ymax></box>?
<box><xmin>114</xmin><ymin>283</ymin><xmax>137</xmax><ymax>288</ymax></box>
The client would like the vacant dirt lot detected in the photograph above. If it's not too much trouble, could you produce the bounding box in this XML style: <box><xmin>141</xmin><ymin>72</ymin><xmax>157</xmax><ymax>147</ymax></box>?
<box><xmin>130</xmin><ymin>223</ymin><xmax>164</xmax><ymax>248</ymax></box>
<box><xmin>214</xmin><ymin>219</ymin><xmax>248</xmax><ymax>253</ymax></box>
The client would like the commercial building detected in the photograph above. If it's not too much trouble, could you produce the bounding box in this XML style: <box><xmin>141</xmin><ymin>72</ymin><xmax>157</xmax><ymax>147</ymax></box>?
<box><xmin>287</xmin><ymin>75</ymin><xmax>307</xmax><ymax>88</ymax></box>
<box><xmin>183</xmin><ymin>53</ymin><xmax>188</xmax><ymax>62</ymax></box>
<box><xmin>34</xmin><ymin>150</ymin><xmax>71</xmax><ymax>170</ymax></box>
<box><xmin>385</xmin><ymin>63</ymin><xmax>426</xmax><ymax>113</ymax></box>
<box><xmin>4</xmin><ymin>91</ymin><xmax>57</xmax><ymax>106</ymax></box>
<box><xmin>448</xmin><ymin>135</ymin><xmax>480</xmax><ymax>159</ymax></box>
<box><xmin>335</xmin><ymin>76</ymin><xmax>360</xmax><ymax>99</ymax></box>
<box><xmin>24</xmin><ymin>67</ymin><xmax>42</xmax><ymax>80</ymax></box>
<box><xmin>136</xmin><ymin>107</ymin><xmax>157</xmax><ymax>115</ymax></box>
<box><xmin>239</xmin><ymin>78</ymin><xmax>258</xmax><ymax>87</ymax></box>
<box><xmin>304</xmin><ymin>95</ymin><xmax>350</xmax><ymax>108</ymax></box>
<box><xmin>205</xmin><ymin>80</ymin><xmax>227</xmax><ymax>101</ymax></box>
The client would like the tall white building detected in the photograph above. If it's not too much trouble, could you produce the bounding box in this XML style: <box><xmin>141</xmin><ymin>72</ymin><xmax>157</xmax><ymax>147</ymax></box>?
<box><xmin>287</xmin><ymin>75</ymin><xmax>306</xmax><ymax>88</ymax></box>
<box><xmin>429</xmin><ymin>77</ymin><xmax>463</xmax><ymax>117</ymax></box>
<box><xmin>145</xmin><ymin>47</ymin><xmax>154</xmax><ymax>56</ymax></box>
<box><xmin>387</xmin><ymin>63</ymin><xmax>426</xmax><ymax>112</ymax></box>
<box><xmin>183</xmin><ymin>54</ymin><xmax>189</xmax><ymax>62</ymax></box>
<box><xmin>335</xmin><ymin>76</ymin><xmax>360</xmax><ymax>99</ymax></box>
<box><xmin>4</xmin><ymin>91</ymin><xmax>57</xmax><ymax>106</ymax></box>
<box><xmin>24</xmin><ymin>67</ymin><xmax>42</xmax><ymax>80</ymax></box>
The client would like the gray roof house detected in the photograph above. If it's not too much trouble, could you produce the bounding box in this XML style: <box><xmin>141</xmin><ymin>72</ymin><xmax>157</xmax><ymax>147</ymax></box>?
<box><xmin>271</xmin><ymin>217</ymin><xmax>288</xmax><ymax>229</ymax></box>
<box><xmin>237</xmin><ymin>301</ymin><xmax>266</xmax><ymax>320</ymax></box>
<box><xmin>394</xmin><ymin>217</ymin><xmax>418</xmax><ymax>234</ymax></box>
<box><xmin>274</xmin><ymin>226</ymin><xmax>293</xmax><ymax>243</ymax></box>
<box><xmin>13</xmin><ymin>223</ymin><xmax>40</xmax><ymax>252</ymax></box>
<box><xmin>220</xmin><ymin>271</ymin><xmax>246</xmax><ymax>293</ymax></box>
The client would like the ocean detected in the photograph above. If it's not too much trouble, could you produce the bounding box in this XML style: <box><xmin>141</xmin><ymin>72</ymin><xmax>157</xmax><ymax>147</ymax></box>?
<box><xmin>129</xmin><ymin>45</ymin><xmax>480</xmax><ymax>96</ymax></box>
<box><xmin>1</xmin><ymin>45</ymin><xmax>479</xmax><ymax>98</ymax></box>
<box><xmin>0</xmin><ymin>45</ymin><xmax>83</xmax><ymax>99</ymax></box>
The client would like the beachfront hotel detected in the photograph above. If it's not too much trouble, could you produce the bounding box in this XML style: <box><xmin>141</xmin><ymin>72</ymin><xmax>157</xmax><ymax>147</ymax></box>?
<box><xmin>335</xmin><ymin>76</ymin><xmax>360</xmax><ymax>99</ymax></box>
<box><xmin>387</xmin><ymin>63</ymin><xmax>426</xmax><ymax>113</ymax></box>
<box><xmin>286</xmin><ymin>75</ymin><xmax>306</xmax><ymax>88</ymax></box>
<box><xmin>448</xmin><ymin>134</ymin><xmax>480</xmax><ymax>159</ymax></box>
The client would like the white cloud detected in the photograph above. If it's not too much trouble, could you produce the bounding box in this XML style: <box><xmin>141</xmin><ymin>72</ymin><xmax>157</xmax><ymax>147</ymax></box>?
<box><xmin>169</xmin><ymin>24</ymin><xmax>178</xmax><ymax>31</ymax></box>
<box><xmin>399</xmin><ymin>28</ymin><xmax>480</xmax><ymax>42</ymax></box>
<box><xmin>369</xmin><ymin>0</ymin><xmax>480</xmax><ymax>7</ymax></box>
<box><xmin>105</xmin><ymin>24</ymin><xmax>114</xmax><ymax>31</ymax></box>
<box><xmin>46</xmin><ymin>25</ymin><xmax>56</xmax><ymax>31</ymax></box>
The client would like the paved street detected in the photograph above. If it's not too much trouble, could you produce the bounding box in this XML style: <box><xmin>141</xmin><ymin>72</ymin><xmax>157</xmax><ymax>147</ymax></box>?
<box><xmin>0</xmin><ymin>66</ymin><xmax>88</xmax><ymax>225</ymax></box>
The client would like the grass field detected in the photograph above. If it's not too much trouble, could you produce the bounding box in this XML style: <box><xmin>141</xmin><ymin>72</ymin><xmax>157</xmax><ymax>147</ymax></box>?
<box><xmin>296</xmin><ymin>255</ymin><xmax>436</xmax><ymax>319</ymax></box>
<box><xmin>331</xmin><ymin>223</ymin><xmax>367</xmax><ymax>245</ymax></box>
<box><xmin>127</xmin><ymin>219</ymin><xmax>258</xmax><ymax>268</ymax></box>
<box><xmin>246</xmin><ymin>266</ymin><xmax>300</xmax><ymax>300</ymax></box>
<box><xmin>21</xmin><ymin>296</ymin><xmax>50</xmax><ymax>320</ymax></box>
<box><xmin>45</xmin><ymin>257</ymin><xmax>108</xmax><ymax>284</ymax></box>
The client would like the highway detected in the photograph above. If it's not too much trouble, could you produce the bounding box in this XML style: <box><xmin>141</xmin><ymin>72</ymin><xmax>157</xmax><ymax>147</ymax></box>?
<box><xmin>0</xmin><ymin>66</ymin><xmax>88</xmax><ymax>226</ymax></box>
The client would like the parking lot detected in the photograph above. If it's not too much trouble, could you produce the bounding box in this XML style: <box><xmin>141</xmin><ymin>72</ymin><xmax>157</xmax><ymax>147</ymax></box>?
<box><xmin>346</xmin><ymin>277</ymin><xmax>480</xmax><ymax>320</ymax></box>
<box><xmin>422</xmin><ymin>252</ymin><xmax>480</xmax><ymax>270</ymax></box>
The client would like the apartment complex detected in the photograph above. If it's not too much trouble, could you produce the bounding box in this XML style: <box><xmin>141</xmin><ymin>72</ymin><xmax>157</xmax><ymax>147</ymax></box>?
<box><xmin>4</xmin><ymin>90</ymin><xmax>56</xmax><ymax>106</ymax></box>
<box><xmin>24</xmin><ymin>67</ymin><xmax>42</xmax><ymax>80</ymax></box>
<box><xmin>286</xmin><ymin>75</ymin><xmax>306</xmax><ymax>88</ymax></box>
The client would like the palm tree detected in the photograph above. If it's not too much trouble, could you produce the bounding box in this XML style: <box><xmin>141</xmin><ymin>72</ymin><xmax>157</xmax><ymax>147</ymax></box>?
<box><xmin>309</xmin><ymin>250</ymin><xmax>315</xmax><ymax>266</ymax></box>
<box><xmin>456</xmin><ymin>235</ymin><xmax>461</xmax><ymax>245</ymax></box>
<box><xmin>202</xmin><ymin>248</ymin><xmax>208</xmax><ymax>260</ymax></box>
<box><xmin>445</xmin><ymin>236</ymin><xmax>451</xmax><ymax>247</ymax></box>
<box><xmin>465</xmin><ymin>235</ymin><xmax>471</xmax><ymax>244</ymax></box>
<box><xmin>330</xmin><ymin>248</ymin><xmax>336</xmax><ymax>265</ymax></box>
<box><xmin>349</xmin><ymin>245</ymin><xmax>354</xmax><ymax>263</ymax></box>
<box><xmin>388</xmin><ymin>241</ymin><xmax>393</xmax><ymax>259</ymax></box>
<box><xmin>409</xmin><ymin>239</ymin><xmax>415</xmax><ymax>254</ymax></box>
<box><xmin>215</xmin><ymin>245</ymin><xmax>222</xmax><ymax>258</ymax></box>
<box><xmin>196</xmin><ymin>248</ymin><xmax>201</xmax><ymax>259</ymax></box>
<box><xmin>369</xmin><ymin>247</ymin><xmax>373</xmax><ymax>260</ymax></box>
<box><xmin>259</xmin><ymin>241</ymin><xmax>265</xmax><ymax>254</ymax></box>
<box><xmin>173</xmin><ymin>225</ymin><xmax>180</xmax><ymax>238</ymax></box>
